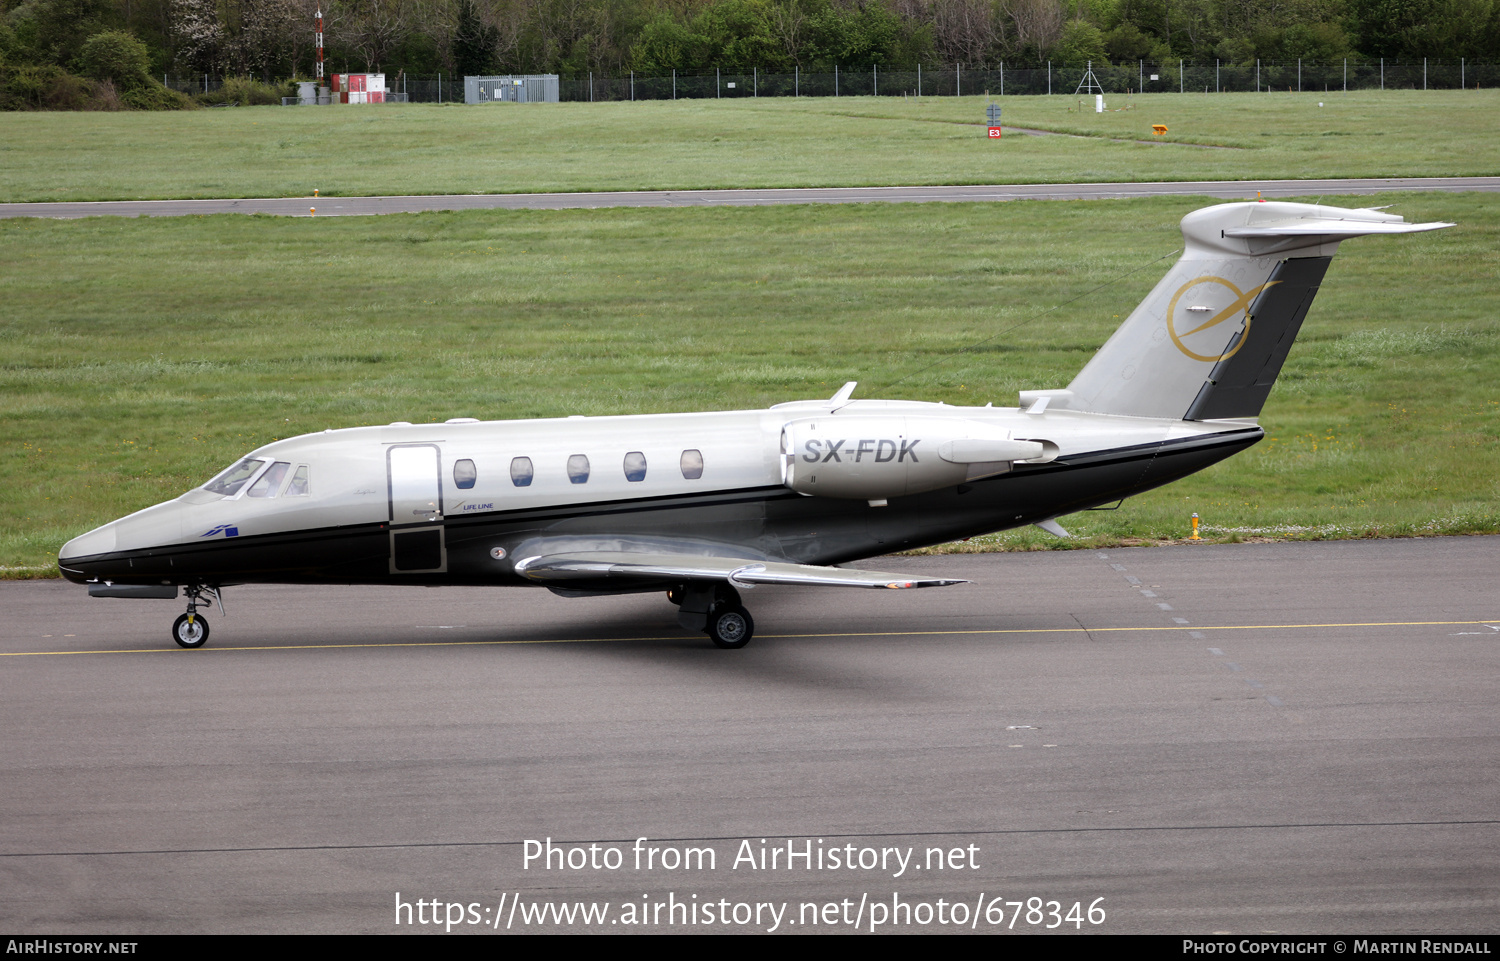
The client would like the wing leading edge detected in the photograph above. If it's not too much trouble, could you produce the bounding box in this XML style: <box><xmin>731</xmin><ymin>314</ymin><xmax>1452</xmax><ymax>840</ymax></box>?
<box><xmin>513</xmin><ymin>551</ymin><xmax>968</xmax><ymax>590</ymax></box>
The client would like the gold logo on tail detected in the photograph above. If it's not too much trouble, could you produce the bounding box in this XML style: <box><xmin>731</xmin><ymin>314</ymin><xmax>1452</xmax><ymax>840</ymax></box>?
<box><xmin>1167</xmin><ymin>277</ymin><xmax>1279</xmax><ymax>362</ymax></box>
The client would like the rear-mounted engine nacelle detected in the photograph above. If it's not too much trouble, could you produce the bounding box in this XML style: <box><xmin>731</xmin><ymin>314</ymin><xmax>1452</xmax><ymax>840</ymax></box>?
<box><xmin>781</xmin><ymin>416</ymin><xmax>1051</xmax><ymax>500</ymax></box>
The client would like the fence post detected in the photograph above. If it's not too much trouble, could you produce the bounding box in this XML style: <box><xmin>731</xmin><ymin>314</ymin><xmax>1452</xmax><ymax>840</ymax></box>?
<box><xmin>1048</xmin><ymin>61</ymin><xmax>1051</xmax><ymax>95</ymax></box>
<box><xmin>1298</xmin><ymin>58</ymin><xmax>1302</xmax><ymax>92</ymax></box>
<box><xmin>1139</xmin><ymin>59</ymin><xmax>1142</xmax><ymax>92</ymax></box>
<box><xmin>754</xmin><ymin>67</ymin><xmax>757</xmax><ymax>97</ymax></box>
<box><xmin>1001</xmin><ymin>61</ymin><xmax>1004</xmax><ymax>96</ymax></box>
<box><xmin>1424</xmin><ymin>57</ymin><xmax>1427</xmax><ymax>90</ymax></box>
<box><xmin>918</xmin><ymin>63</ymin><xmax>921</xmax><ymax>96</ymax></box>
<box><xmin>717</xmin><ymin>67</ymin><xmax>720</xmax><ymax>98</ymax></box>
<box><xmin>1380</xmin><ymin>58</ymin><xmax>1384</xmax><ymax>90</ymax></box>
<box><xmin>956</xmin><ymin>63</ymin><xmax>960</xmax><ymax>97</ymax></box>
<box><xmin>1344</xmin><ymin>58</ymin><xmax>1347</xmax><ymax>93</ymax></box>
<box><xmin>1256</xmin><ymin>58</ymin><xmax>1259</xmax><ymax>92</ymax></box>
<box><xmin>1180</xmin><ymin>59</ymin><xmax>1183</xmax><ymax>94</ymax></box>
<box><xmin>835</xmin><ymin>64</ymin><xmax>839</xmax><ymax>97</ymax></box>
<box><xmin>1216</xmin><ymin>59</ymin><xmax>1219</xmax><ymax>93</ymax></box>
<box><xmin>438</xmin><ymin>73</ymin><xmax>441</xmax><ymax>103</ymax></box>
<box><xmin>873</xmin><ymin>63</ymin><xmax>877</xmax><ymax>96</ymax></box>
<box><xmin>630</xmin><ymin>71</ymin><xmax>634</xmax><ymax>101</ymax></box>
<box><xmin>1462</xmin><ymin>57</ymin><xmax>1465</xmax><ymax>89</ymax></box>
<box><xmin>795</xmin><ymin>65</ymin><xmax>799</xmax><ymax>97</ymax></box>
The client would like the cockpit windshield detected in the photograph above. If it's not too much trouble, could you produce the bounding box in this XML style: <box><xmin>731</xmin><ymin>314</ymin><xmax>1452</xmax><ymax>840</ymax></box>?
<box><xmin>203</xmin><ymin>457</ymin><xmax>268</xmax><ymax>497</ymax></box>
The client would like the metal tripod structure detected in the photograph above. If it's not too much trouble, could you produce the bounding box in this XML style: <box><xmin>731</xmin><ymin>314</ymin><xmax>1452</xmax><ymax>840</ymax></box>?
<box><xmin>1074</xmin><ymin>61</ymin><xmax>1104</xmax><ymax>95</ymax></box>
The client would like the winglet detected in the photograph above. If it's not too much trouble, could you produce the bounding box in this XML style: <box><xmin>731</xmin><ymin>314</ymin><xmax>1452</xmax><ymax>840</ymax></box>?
<box><xmin>830</xmin><ymin>381</ymin><xmax>857</xmax><ymax>403</ymax></box>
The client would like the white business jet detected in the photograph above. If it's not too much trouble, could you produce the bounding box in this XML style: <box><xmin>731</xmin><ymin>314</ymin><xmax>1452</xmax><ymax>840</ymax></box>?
<box><xmin>59</xmin><ymin>201</ymin><xmax>1451</xmax><ymax>649</ymax></box>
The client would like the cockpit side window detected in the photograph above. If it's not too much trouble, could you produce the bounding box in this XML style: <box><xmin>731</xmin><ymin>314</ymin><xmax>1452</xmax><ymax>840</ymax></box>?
<box><xmin>247</xmin><ymin>461</ymin><xmax>291</xmax><ymax>498</ymax></box>
<box><xmin>204</xmin><ymin>458</ymin><xmax>267</xmax><ymax>497</ymax></box>
<box><xmin>284</xmin><ymin>465</ymin><xmax>311</xmax><ymax>496</ymax></box>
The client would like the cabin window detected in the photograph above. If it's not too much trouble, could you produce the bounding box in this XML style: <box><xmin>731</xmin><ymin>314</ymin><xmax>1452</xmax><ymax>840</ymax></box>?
<box><xmin>284</xmin><ymin>465</ymin><xmax>311</xmax><ymax>496</ymax></box>
<box><xmin>510</xmin><ymin>456</ymin><xmax>534</xmax><ymax>487</ymax></box>
<box><xmin>246</xmin><ymin>461</ymin><xmax>291</xmax><ymax>498</ymax></box>
<box><xmin>453</xmin><ymin>459</ymin><xmax>477</xmax><ymax>490</ymax></box>
<box><xmin>203</xmin><ymin>458</ymin><xmax>266</xmax><ymax>497</ymax></box>
<box><xmin>567</xmin><ymin>454</ymin><xmax>590</xmax><ymax>484</ymax></box>
<box><xmin>680</xmin><ymin>449</ymin><xmax>704</xmax><ymax>480</ymax></box>
<box><xmin>623</xmin><ymin>451</ymin><xmax>647</xmax><ymax>482</ymax></box>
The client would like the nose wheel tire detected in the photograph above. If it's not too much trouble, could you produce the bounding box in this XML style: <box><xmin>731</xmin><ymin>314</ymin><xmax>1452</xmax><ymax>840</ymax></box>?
<box><xmin>172</xmin><ymin>612</ymin><xmax>209</xmax><ymax>649</ymax></box>
<box><xmin>706</xmin><ymin>604</ymin><xmax>754</xmax><ymax>649</ymax></box>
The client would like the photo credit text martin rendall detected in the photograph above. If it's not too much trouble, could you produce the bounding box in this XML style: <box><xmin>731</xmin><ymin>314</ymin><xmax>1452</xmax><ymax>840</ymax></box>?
<box><xmin>1182</xmin><ymin>942</ymin><xmax>1493</xmax><ymax>955</ymax></box>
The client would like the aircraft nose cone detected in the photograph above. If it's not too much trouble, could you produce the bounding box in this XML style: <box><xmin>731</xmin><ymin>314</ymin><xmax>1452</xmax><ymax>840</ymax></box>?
<box><xmin>59</xmin><ymin>522</ymin><xmax>118</xmax><ymax>562</ymax></box>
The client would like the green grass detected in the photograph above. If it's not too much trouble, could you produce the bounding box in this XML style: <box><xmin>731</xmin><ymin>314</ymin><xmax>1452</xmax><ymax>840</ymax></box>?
<box><xmin>2</xmin><ymin>192</ymin><xmax>1496</xmax><ymax>573</ymax></box>
<box><xmin>1</xmin><ymin>90</ymin><xmax>1498</xmax><ymax>203</ymax></box>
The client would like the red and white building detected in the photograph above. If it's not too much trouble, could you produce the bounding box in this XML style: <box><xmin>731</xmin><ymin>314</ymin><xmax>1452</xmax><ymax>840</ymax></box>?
<box><xmin>329</xmin><ymin>74</ymin><xmax>387</xmax><ymax>104</ymax></box>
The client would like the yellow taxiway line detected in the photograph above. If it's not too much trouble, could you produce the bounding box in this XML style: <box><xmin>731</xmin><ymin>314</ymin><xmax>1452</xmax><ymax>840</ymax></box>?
<box><xmin>3</xmin><ymin>619</ymin><xmax>1497</xmax><ymax>657</ymax></box>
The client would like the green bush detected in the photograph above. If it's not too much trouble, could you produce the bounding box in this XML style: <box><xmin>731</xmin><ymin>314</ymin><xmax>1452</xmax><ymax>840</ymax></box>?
<box><xmin>0</xmin><ymin>60</ymin><xmax>195</xmax><ymax>110</ymax></box>
<box><xmin>195</xmin><ymin>76</ymin><xmax>295</xmax><ymax>107</ymax></box>
<box><xmin>121</xmin><ymin>82</ymin><xmax>195</xmax><ymax>110</ymax></box>
<box><xmin>0</xmin><ymin>63</ymin><xmax>92</xmax><ymax>109</ymax></box>
<box><xmin>73</xmin><ymin>29</ymin><xmax>152</xmax><ymax>89</ymax></box>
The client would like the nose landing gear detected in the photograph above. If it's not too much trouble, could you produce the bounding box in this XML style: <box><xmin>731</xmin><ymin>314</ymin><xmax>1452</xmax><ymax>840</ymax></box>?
<box><xmin>172</xmin><ymin>585</ymin><xmax>222</xmax><ymax>649</ymax></box>
<box><xmin>173</xmin><ymin>611</ymin><xmax>209</xmax><ymax>648</ymax></box>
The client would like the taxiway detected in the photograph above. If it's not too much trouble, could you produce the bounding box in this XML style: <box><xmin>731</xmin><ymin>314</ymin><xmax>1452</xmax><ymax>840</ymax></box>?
<box><xmin>3</xmin><ymin>536</ymin><xmax>1498</xmax><ymax>933</ymax></box>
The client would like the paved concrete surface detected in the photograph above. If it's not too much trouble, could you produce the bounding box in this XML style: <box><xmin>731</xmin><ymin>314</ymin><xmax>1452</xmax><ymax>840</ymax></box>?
<box><xmin>3</xmin><ymin>536</ymin><xmax>1498</xmax><ymax>933</ymax></box>
<box><xmin>4</xmin><ymin>178</ymin><xmax>1498</xmax><ymax>219</ymax></box>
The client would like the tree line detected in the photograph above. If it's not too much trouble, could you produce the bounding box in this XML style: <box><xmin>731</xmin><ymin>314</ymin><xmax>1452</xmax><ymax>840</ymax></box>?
<box><xmin>3</xmin><ymin>0</ymin><xmax>1498</xmax><ymax>108</ymax></box>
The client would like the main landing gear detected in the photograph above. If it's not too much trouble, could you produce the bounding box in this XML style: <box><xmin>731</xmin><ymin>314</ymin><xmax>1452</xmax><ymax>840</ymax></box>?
<box><xmin>172</xmin><ymin>585</ymin><xmax>222</xmax><ymax>649</ymax></box>
<box><xmin>672</xmin><ymin>582</ymin><xmax>755</xmax><ymax>650</ymax></box>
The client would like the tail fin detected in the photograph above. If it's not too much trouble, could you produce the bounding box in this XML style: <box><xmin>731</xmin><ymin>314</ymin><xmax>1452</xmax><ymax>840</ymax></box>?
<box><xmin>1023</xmin><ymin>202</ymin><xmax>1452</xmax><ymax>421</ymax></box>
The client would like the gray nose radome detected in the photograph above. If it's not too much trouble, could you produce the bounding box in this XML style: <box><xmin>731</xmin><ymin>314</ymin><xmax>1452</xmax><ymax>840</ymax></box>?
<box><xmin>60</xmin><ymin>522</ymin><xmax>118</xmax><ymax>561</ymax></box>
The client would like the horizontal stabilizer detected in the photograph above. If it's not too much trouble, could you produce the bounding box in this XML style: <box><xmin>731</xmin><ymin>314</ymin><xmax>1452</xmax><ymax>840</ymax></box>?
<box><xmin>1223</xmin><ymin>220</ymin><xmax>1452</xmax><ymax>238</ymax></box>
<box><xmin>514</xmin><ymin>551</ymin><xmax>967</xmax><ymax>590</ymax></box>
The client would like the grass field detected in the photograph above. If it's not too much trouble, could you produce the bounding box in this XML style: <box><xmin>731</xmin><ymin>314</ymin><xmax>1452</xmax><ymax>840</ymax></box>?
<box><xmin>2</xmin><ymin>90</ymin><xmax>1498</xmax><ymax>203</ymax></box>
<box><xmin>2</xmin><ymin>191</ymin><xmax>1496</xmax><ymax>575</ymax></box>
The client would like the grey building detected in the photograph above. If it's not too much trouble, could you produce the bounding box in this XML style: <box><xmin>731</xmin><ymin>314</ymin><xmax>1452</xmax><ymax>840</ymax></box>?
<box><xmin>464</xmin><ymin>75</ymin><xmax>560</xmax><ymax>104</ymax></box>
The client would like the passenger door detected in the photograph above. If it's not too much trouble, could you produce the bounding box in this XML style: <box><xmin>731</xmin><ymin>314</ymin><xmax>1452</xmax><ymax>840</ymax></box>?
<box><xmin>387</xmin><ymin>444</ymin><xmax>446</xmax><ymax>573</ymax></box>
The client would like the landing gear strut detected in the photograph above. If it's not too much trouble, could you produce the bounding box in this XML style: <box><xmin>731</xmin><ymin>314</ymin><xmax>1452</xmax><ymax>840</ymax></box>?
<box><xmin>673</xmin><ymin>582</ymin><xmax>755</xmax><ymax>649</ymax></box>
<box><xmin>172</xmin><ymin>585</ymin><xmax>221</xmax><ymax>649</ymax></box>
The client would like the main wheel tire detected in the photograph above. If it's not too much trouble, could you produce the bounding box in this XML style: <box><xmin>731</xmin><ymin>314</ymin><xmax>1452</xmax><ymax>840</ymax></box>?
<box><xmin>706</xmin><ymin>604</ymin><xmax>753</xmax><ymax>649</ymax></box>
<box><xmin>172</xmin><ymin>612</ymin><xmax>209</xmax><ymax>649</ymax></box>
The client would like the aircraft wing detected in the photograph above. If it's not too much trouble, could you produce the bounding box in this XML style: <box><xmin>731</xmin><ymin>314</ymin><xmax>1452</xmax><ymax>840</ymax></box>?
<box><xmin>512</xmin><ymin>551</ymin><xmax>967</xmax><ymax>590</ymax></box>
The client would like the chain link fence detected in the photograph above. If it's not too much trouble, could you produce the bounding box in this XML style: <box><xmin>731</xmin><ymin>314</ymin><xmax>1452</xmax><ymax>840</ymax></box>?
<box><xmin>563</xmin><ymin>60</ymin><xmax>1498</xmax><ymax>101</ymax></box>
<box><xmin>169</xmin><ymin>60</ymin><xmax>1500</xmax><ymax>105</ymax></box>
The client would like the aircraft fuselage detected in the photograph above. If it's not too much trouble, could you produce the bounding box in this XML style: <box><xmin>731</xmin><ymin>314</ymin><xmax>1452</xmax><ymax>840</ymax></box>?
<box><xmin>58</xmin><ymin>400</ymin><xmax>1259</xmax><ymax>592</ymax></box>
